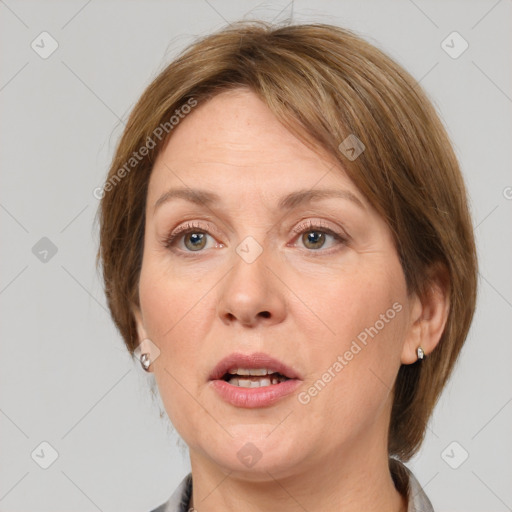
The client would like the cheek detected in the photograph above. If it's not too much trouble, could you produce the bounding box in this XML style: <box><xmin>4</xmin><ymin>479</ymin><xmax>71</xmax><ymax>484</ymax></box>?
<box><xmin>137</xmin><ymin>259</ymin><xmax>216</xmax><ymax>430</ymax></box>
<box><xmin>303</xmin><ymin>258</ymin><xmax>406</xmax><ymax>351</ymax></box>
<box><xmin>297</xmin><ymin>256</ymin><xmax>407</xmax><ymax>412</ymax></box>
<box><xmin>138</xmin><ymin>253</ymin><xmax>213</xmax><ymax>341</ymax></box>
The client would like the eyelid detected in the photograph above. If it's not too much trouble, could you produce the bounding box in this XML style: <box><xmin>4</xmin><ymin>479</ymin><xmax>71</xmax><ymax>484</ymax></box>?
<box><xmin>292</xmin><ymin>219</ymin><xmax>330</xmax><ymax>234</ymax></box>
<box><xmin>290</xmin><ymin>219</ymin><xmax>349</xmax><ymax>241</ymax></box>
<box><xmin>162</xmin><ymin>220</ymin><xmax>220</xmax><ymax>248</ymax></box>
<box><xmin>162</xmin><ymin>218</ymin><xmax>350</xmax><ymax>251</ymax></box>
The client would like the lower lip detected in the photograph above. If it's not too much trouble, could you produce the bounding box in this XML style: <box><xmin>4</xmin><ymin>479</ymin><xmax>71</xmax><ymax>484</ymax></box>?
<box><xmin>209</xmin><ymin>379</ymin><xmax>302</xmax><ymax>408</ymax></box>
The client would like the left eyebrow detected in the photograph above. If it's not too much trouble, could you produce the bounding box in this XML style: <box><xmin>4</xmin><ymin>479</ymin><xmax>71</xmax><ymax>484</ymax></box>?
<box><xmin>277</xmin><ymin>188</ymin><xmax>365</xmax><ymax>211</ymax></box>
<box><xmin>153</xmin><ymin>186</ymin><xmax>365</xmax><ymax>214</ymax></box>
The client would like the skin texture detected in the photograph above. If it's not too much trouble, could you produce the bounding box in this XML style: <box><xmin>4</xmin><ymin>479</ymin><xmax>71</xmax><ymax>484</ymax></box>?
<box><xmin>133</xmin><ymin>88</ymin><xmax>448</xmax><ymax>512</ymax></box>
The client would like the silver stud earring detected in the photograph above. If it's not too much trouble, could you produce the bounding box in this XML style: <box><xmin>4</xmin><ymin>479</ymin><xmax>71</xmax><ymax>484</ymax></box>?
<box><xmin>140</xmin><ymin>353</ymin><xmax>151</xmax><ymax>371</ymax></box>
<box><xmin>416</xmin><ymin>346</ymin><xmax>425</xmax><ymax>360</ymax></box>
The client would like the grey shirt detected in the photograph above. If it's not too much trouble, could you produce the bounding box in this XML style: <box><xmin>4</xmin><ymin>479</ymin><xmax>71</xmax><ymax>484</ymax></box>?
<box><xmin>150</xmin><ymin>459</ymin><xmax>434</xmax><ymax>512</ymax></box>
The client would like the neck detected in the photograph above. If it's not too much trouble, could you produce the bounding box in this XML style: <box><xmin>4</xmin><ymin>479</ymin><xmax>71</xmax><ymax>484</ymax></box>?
<box><xmin>188</xmin><ymin>440</ymin><xmax>407</xmax><ymax>512</ymax></box>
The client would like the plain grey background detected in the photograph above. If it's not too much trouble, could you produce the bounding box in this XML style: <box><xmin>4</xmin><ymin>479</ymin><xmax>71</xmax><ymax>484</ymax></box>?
<box><xmin>1</xmin><ymin>1</ymin><xmax>511</xmax><ymax>511</ymax></box>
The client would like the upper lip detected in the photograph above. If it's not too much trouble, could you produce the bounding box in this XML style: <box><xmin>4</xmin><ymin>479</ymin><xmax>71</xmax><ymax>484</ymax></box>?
<box><xmin>209</xmin><ymin>352</ymin><xmax>302</xmax><ymax>381</ymax></box>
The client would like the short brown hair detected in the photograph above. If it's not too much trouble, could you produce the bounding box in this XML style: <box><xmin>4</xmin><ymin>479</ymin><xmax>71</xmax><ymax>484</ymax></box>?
<box><xmin>96</xmin><ymin>22</ymin><xmax>477</xmax><ymax>461</ymax></box>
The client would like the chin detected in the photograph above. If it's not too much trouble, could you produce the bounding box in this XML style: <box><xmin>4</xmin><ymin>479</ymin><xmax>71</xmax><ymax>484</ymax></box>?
<box><xmin>202</xmin><ymin>432</ymin><xmax>308</xmax><ymax>479</ymax></box>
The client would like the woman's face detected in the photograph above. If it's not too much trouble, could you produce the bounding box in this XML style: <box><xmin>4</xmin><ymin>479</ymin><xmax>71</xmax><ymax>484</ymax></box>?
<box><xmin>134</xmin><ymin>88</ymin><xmax>419</xmax><ymax>479</ymax></box>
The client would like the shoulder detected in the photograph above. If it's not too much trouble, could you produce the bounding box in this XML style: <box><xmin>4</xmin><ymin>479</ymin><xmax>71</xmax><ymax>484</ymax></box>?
<box><xmin>390</xmin><ymin>458</ymin><xmax>435</xmax><ymax>512</ymax></box>
<box><xmin>149</xmin><ymin>473</ymin><xmax>192</xmax><ymax>512</ymax></box>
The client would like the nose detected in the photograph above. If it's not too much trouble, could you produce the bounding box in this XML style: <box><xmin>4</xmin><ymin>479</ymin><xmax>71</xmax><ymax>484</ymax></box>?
<box><xmin>216</xmin><ymin>246</ymin><xmax>287</xmax><ymax>328</ymax></box>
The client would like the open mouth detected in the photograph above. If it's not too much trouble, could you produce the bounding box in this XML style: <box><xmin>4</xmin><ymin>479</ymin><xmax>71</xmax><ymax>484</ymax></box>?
<box><xmin>209</xmin><ymin>354</ymin><xmax>301</xmax><ymax>408</ymax></box>
<box><xmin>221</xmin><ymin>369</ymin><xmax>291</xmax><ymax>388</ymax></box>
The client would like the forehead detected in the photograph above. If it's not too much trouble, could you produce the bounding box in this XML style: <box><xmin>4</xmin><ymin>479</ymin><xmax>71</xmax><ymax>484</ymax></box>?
<box><xmin>147</xmin><ymin>88</ymin><xmax>363</xmax><ymax>208</ymax></box>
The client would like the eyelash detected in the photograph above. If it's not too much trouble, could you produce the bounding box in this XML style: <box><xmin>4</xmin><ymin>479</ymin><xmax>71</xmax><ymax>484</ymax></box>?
<box><xmin>163</xmin><ymin>221</ymin><xmax>210</xmax><ymax>249</ymax></box>
<box><xmin>291</xmin><ymin>220</ymin><xmax>348</xmax><ymax>253</ymax></box>
<box><xmin>162</xmin><ymin>220</ymin><xmax>349</xmax><ymax>255</ymax></box>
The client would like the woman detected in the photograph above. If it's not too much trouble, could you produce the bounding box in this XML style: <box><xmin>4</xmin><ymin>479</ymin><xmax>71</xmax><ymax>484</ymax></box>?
<box><xmin>96</xmin><ymin>22</ymin><xmax>477</xmax><ymax>511</ymax></box>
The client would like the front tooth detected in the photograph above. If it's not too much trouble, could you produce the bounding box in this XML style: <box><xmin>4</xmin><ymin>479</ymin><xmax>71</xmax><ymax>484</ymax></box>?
<box><xmin>233</xmin><ymin>368</ymin><xmax>269</xmax><ymax>376</ymax></box>
<box><xmin>236</xmin><ymin>378</ymin><xmax>272</xmax><ymax>388</ymax></box>
<box><xmin>249</xmin><ymin>368</ymin><xmax>269</xmax><ymax>376</ymax></box>
<box><xmin>237</xmin><ymin>379</ymin><xmax>255</xmax><ymax>388</ymax></box>
<box><xmin>227</xmin><ymin>376</ymin><xmax>284</xmax><ymax>387</ymax></box>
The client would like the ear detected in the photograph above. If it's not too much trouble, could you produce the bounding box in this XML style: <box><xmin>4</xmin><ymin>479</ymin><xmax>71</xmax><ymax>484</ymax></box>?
<box><xmin>132</xmin><ymin>306</ymin><xmax>158</xmax><ymax>372</ymax></box>
<box><xmin>400</xmin><ymin>264</ymin><xmax>450</xmax><ymax>364</ymax></box>
<box><xmin>133</xmin><ymin>306</ymin><xmax>148</xmax><ymax>342</ymax></box>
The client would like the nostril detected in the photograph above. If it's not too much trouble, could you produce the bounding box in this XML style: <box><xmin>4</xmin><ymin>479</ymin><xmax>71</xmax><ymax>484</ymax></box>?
<box><xmin>259</xmin><ymin>311</ymin><xmax>271</xmax><ymax>318</ymax></box>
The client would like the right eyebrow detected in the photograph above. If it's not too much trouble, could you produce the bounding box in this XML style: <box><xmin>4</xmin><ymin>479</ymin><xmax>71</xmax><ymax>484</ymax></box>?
<box><xmin>153</xmin><ymin>188</ymin><xmax>222</xmax><ymax>214</ymax></box>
